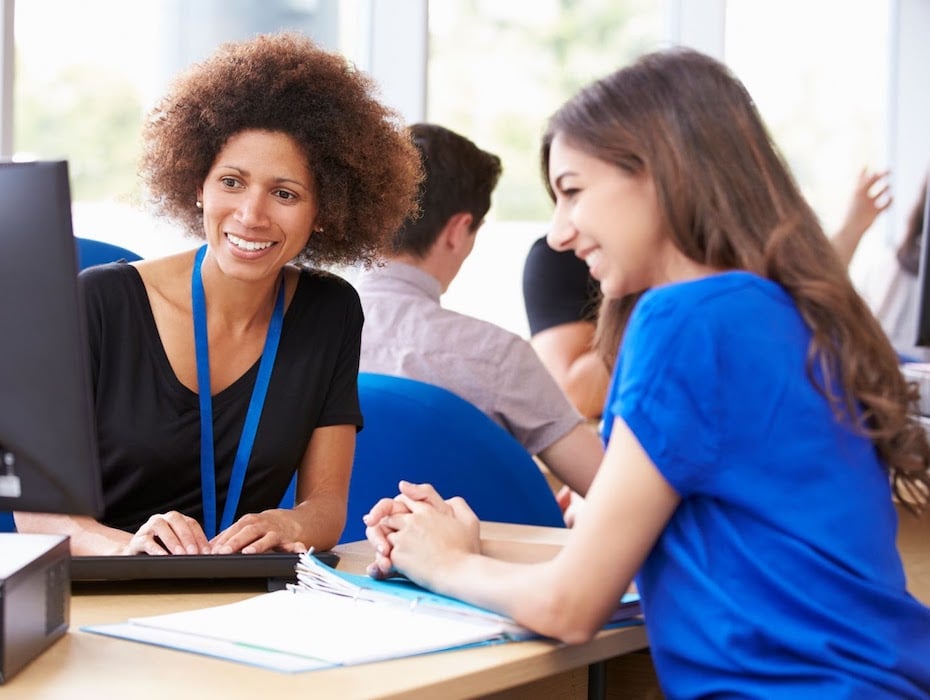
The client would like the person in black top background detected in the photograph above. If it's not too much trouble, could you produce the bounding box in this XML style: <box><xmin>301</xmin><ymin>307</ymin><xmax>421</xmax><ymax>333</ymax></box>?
<box><xmin>522</xmin><ymin>235</ymin><xmax>609</xmax><ymax>419</ymax></box>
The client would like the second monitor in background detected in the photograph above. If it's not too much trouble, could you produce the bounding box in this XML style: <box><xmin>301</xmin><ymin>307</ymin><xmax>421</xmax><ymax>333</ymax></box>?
<box><xmin>910</xmin><ymin>172</ymin><xmax>930</xmax><ymax>348</ymax></box>
<box><xmin>522</xmin><ymin>234</ymin><xmax>608</xmax><ymax>420</ymax></box>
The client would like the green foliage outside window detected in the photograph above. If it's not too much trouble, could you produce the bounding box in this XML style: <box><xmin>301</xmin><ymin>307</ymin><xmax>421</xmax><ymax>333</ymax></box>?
<box><xmin>428</xmin><ymin>0</ymin><xmax>661</xmax><ymax>222</ymax></box>
<box><xmin>14</xmin><ymin>54</ymin><xmax>144</xmax><ymax>204</ymax></box>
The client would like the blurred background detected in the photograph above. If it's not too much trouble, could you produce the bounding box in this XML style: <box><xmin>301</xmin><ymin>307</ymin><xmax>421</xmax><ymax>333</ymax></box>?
<box><xmin>2</xmin><ymin>0</ymin><xmax>928</xmax><ymax>337</ymax></box>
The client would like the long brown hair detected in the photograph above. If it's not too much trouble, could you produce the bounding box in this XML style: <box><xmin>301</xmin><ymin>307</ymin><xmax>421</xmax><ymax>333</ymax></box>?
<box><xmin>541</xmin><ymin>48</ymin><xmax>930</xmax><ymax>510</ymax></box>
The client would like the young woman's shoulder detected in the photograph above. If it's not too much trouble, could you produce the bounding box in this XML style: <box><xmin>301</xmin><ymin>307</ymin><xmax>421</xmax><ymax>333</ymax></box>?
<box><xmin>78</xmin><ymin>260</ymin><xmax>151</xmax><ymax>327</ymax></box>
<box><xmin>132</xmin><ymin>249</ymin><xmax>194</xmax><ymax>285</ymax></box>
<box><xmin>79</xmin><ymin>258</ymin><xmax>144</xmax><ymax>297</ymax></box>
<box><xmin>130</xmin><ymin>249</ymin><xmax>196</xmax><ymax>314</ymax></box>
<box><xmin>640</xmin><ymin>271</ymin><xmax>788</xmax><ymax>321</ymax></box>
<box><xmin>626</xmin><ymin>272</ymin><xmax>795</xmax><ymax>363</ymax></box>
<box><xmin>294</xmin><ymin>265</ymin><xmax>361</xmax><ymax>304</ymax></box>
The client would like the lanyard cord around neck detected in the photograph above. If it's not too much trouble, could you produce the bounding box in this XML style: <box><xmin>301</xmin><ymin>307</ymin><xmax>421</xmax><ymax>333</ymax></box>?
<box><xmin>192</xmin><ymin>245</ymin><xmax>285</xmax><ymax>538</ymax></box>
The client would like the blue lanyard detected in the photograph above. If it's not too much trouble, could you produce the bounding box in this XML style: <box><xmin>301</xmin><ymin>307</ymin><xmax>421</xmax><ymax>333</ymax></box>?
<box><xmin>192</xmin><ymin>245</ymin><xmax>285</xmax><ymax>538</ymax></box>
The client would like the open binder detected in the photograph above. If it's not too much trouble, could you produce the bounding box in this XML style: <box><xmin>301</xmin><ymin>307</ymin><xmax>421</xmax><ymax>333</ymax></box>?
<box><xmin>83</xmin><ymin>552</ymin><xmax>642</xmax><ymax>673</ymax></box>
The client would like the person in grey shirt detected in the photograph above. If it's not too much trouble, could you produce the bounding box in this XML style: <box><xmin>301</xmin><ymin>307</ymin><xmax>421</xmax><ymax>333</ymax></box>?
<box><xmin>354</xmin><ymin>123</ymin><xmax>603</xmax><ymax>521</ymax></box>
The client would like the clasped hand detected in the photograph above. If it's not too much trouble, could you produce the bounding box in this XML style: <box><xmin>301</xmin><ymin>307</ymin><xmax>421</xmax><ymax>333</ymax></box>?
<box><xmin>123</xmin><ymin>509</ymin><xmax>308</xmax><ymax>555</ymax></box>
<box><xmin>362</xmin><ymin>480</ymin><xmax>480</xmax><ymax>587</ymax></box>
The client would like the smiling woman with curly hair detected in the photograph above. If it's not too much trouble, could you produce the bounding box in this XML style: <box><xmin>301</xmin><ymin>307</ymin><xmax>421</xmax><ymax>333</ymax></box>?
<box><xmin>140</xmin><ymin>31</ymin><xmax>421</xmax><ymax>268</ymax></box>
<box><xmin>17</xmin><ymin>32</ymin><xmax>422</xmax><ymax>557</ymax></box>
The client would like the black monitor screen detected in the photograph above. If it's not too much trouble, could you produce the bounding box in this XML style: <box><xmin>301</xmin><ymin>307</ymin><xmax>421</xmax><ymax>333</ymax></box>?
<box><xmin>0</xmin><ymin>160</ymin><xmax>103</xmax><ymax>516</ymax></box>
<box><xmin>914</xmin><ymin>173</ymin><xmax>930</xmax><ymax>348</ymax></box>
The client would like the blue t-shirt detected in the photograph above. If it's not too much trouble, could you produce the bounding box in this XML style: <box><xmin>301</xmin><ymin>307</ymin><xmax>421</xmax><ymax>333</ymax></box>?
<box><xmin>603</xmin><ymin>271</ymin><xmax>930</xmax><ymax>699</ymax></box>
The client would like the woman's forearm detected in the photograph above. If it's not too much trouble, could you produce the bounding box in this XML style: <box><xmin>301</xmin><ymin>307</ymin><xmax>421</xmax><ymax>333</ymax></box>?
<box><xmin>14</xmin><ymin>512</ymin><xmax>131</xmax><ymax>555</ymax></box>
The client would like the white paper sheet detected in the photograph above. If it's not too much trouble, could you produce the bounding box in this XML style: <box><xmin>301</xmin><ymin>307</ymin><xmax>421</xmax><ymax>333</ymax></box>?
<box><xmin>89</xmin><ymin>589</ymin><xmax>510</xmax><ymax>667</ymax></box>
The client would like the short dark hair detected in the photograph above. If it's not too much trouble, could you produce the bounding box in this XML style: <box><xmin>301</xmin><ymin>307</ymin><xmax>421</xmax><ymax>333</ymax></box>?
<box><xmin>390</xmin><ymin>123</ymin><xmax>502</xmax><ymax>257</ymax></box>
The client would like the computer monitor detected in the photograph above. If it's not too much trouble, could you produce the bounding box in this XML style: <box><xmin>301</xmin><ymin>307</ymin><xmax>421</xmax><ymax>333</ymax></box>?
<box><xmin>914</xmin><ymin>174</ymin><xmax>930</xmax><ymax>348</ymax></box>
<box><xmin>0</xmin><ymin>160</ymin><xmax>104</xmax><ymax>517</ymax></box>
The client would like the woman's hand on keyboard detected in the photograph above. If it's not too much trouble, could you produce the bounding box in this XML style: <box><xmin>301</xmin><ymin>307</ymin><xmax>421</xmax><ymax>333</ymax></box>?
<box><xmin>124</xmin><ymin>511</ymin><xmax>211</xmax><ymax>555</ymax></box>
<box><xmin>209</xmin><ymin>509</ymin><xmax>308</xmax><ymax>555</ymax></box>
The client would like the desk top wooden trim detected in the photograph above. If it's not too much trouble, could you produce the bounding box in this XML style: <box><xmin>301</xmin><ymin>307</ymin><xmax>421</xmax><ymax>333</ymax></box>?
<box><xmin>2</xmin><ymin>522</ymin><xmax>649</xmax><ymax>700</ymax></box>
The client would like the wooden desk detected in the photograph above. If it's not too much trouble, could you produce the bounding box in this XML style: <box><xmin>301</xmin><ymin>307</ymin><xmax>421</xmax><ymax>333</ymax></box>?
<box><xmin>2</xmin><ymin>522</ymin><xmax>648</xmax><ymax>700</ymax></box>
<box><xmin>898</xmin><ymin>501</ymin><xmax>930</xmax><ymax>605</ymax></box>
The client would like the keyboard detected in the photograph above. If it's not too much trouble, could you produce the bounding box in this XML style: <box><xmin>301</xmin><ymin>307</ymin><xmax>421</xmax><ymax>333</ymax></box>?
<box><xmin>70</xmin><ymin>550</ymin><xmax>339</xmax><ymax>583</ymax></box>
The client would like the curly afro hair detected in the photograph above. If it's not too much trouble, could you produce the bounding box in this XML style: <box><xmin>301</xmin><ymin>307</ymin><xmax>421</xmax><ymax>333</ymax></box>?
<box><xmin>139</xmin><ymin>31</ymin><xmax>422</xmax><ymax>268</ymax></box>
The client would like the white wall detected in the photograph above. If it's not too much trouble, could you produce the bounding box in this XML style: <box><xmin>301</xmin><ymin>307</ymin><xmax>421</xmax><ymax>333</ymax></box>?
<box><xmin>890</xmin><ymin>0</ymin><xmax>930</xmax><ymax>242</ymax></box>
<box><xmin>356</xmin><ymin>0</ymin><xmax>428</xmax><ymax>124</ymax></box>
<box><xmin>0</xmin><ymin>0</ymin><xmax>13</xmax><ymax>157</ymax></box>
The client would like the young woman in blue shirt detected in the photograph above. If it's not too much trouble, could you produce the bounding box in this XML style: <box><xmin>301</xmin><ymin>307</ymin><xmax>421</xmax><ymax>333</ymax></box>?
<box><xmin>363</xmin><ymin>47</ymin><xmax>930</xmax><ymax>698</ymax></box>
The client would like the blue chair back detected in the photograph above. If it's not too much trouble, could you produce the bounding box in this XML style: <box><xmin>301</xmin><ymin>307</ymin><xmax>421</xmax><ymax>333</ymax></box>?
<box><xmin>0</xmin><ymin>238</ymin><xmax>143</xmax><ymax>533</ymax></box>
<box><xmin>75</xmin><ymin>237</ymin><xmax>142</xmax><ymax>268</ymax></box>
<box><xmin>340</xmin><ymin>373</ymin><xmax>565</xmax><ymax>544</ymax></box>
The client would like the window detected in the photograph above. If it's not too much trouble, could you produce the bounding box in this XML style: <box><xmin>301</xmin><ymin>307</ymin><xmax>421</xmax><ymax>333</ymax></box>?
<box><xmin>428</xmin><ymin>0</ymin><xmax>663</xmax><ymax>335</ymax></box>
<box><xmin>725</xmin><ymin>0</ymin><xmax>890</xmax><ymax>235</ymax></box>
<box><xmin>11</xmin><ymin>0</ymin><xmax>353</xmax><ymax>258</ymax></box>
<box><xmin>7</xmin><ymin>1</ymin><xmax>910</xmax><ymax>340</ymax></box>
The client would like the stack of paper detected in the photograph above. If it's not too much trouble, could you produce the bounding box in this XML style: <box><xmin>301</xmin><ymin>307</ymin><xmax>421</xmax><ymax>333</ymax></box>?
<box><xmin>83</xmin><ymin>552</ymin><xmax>641</xmax><ymax>672</ymax></box>
<box><xmin>293</xmin><ymin>551</ymin><xmax>534</xmax><ymax>636</ymax></box>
